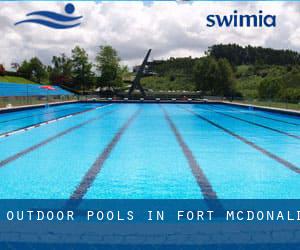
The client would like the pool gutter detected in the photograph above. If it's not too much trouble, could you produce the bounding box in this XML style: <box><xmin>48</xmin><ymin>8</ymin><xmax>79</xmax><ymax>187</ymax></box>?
<box><xmin>0</xmin><ymin>99</ymin><xmax>299</xmax><ymax>117</ymax></box>
<box><xmin>79</xmin><ymin>99</ymin><xmax>300</xmax><ymax>117</ymax></box>
<box><xmin>0</xmin><ymin>100</ymin><xmax>79</xmax><ymax>114</ymax></box>
<box><xmin>222</xmin><ymin>101</ymin><xmax>300</xmax><ymax>117</ymax></box>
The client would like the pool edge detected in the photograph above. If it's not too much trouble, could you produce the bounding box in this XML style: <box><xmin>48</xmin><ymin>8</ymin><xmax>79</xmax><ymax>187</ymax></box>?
<box><xmin>0</xmin><ymin>100</ymin><xmax>79</xmax><ymax>114</ymax></box>
<box><xmin>1</xmin><ymin>99</ymin><xmax>299</xmax><ymax>117</ymax></box>
<box><xmin>222</xmin><ymin>101</ymin><xmax>300</xmax><ymax>117</ymax></box>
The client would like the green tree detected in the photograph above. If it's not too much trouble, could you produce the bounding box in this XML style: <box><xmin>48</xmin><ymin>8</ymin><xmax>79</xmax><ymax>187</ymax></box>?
<box><xmin>71</xmin><ymin>46</ymin><xmax>94</xmax><ymax>91</ymax></box>
<box><xmin>215</xmin><ymin>58</ymin><xmax>235</xmax><ymax>96</ymax></box>
<box><xmin>193</xmin><ymin>57</ymin><xmax>218</xmax><ymax>94</ymax></box>
<box><xmin>18</xmin><ymin>60</ymin><xmax>32</xmax><ymax>79</ymax></box>
<box><xmin>29</xmin><ymin>57</ymin><xmax>47</xmax><ymax>83</ymax></box>
<box><xmin>208</xmin><ymin>44</ymin><xmax>300</xmax><ymax>66</ymax></box>
<box><xmin>18</xmin><ymin>58</ymin><xmax>47</xmax><ymax>83</ymax></box>
<box><xmin>193</xmin><ymin>57</ymin><xmax>235</xmax><ymax>96</ymax></box>
<box><xmin>258</xmin><ymin>78</ymin><xmax>283</xmax><ymax>99</ymax></box>
<box><xmin>50</xmin><ymin>54</ymin><xmax>73</xmax><ymax>85</ymax></box>
<box><xmin>95</xmin><ymin>45</ymin><xmax>122</xmax><ymax>88</ymax></box>
<box><xmin>0</xmin><ymin>64</ymin><xmax>5</xmax><ymax>76</ymax></box>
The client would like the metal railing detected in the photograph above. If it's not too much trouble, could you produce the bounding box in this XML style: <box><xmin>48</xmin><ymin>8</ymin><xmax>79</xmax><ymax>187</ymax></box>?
<box><xmin>230</xmin><ymin>97</ymin><xmax>300</xmax><ymax>111</ymax></box>
<box><xmin>0</xmin><ymin>95</ymin><xmax>78</xmax><ymax>109</ymax></box>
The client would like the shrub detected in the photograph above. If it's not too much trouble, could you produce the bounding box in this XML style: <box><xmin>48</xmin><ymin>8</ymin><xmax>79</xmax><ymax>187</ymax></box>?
<box><xmin>279</xmin><ymin>88</ymin><xmax>300</xmax><ymax>103</ymax></box>
<box><xmin>169</xmin><ymin>75</ymin><xmax>176</xmax><ymax>82</ymax></box>
<box><xmin>258</xmin><ymin>78</ymin><xmax>283</xmax><ymax>99</ymax></box>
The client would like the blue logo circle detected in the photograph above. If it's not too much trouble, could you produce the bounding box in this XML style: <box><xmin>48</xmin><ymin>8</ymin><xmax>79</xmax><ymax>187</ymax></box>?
<box><xmin>65</xmin><ymin>3</ymin><xmax>75</xmax><ymax>14</ymax></box>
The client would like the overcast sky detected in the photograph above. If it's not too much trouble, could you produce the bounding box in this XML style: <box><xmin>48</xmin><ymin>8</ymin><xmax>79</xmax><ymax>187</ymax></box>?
<box><xmin>0</xmin><ymin>1</ymin><xmax>300</xmax><ymax>69</ymax></box>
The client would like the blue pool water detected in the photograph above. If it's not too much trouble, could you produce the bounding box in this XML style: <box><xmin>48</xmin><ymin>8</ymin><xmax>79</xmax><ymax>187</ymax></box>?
<box><xmin>0</xmin><ymin>103</ymin><xmax>103</xmax><ymax>136</ymax></box>
<box><xmin>0</xmin><ymin>103</ymin><xmax>298</xmax><ymax>199</ymax></box>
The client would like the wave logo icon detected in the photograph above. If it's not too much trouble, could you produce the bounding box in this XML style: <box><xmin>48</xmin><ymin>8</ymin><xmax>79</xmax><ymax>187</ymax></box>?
<box><xmin>15</xmin><ymin>3</ymin><xmax>82</xmax><ymax>29</ymax></box>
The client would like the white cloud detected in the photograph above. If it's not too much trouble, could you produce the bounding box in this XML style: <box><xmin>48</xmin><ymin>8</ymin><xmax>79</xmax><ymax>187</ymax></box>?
<box><xmin>0</xmin><ymin>1</ymin><xmax>300</xmax><ymax>70</ymax></box>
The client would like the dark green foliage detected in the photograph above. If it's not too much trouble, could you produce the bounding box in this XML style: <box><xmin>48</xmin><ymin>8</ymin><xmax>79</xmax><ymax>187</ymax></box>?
<box><xmin>258</xmin><ymin>77</ymin><xmax>300</xmax><ymax>103</ymax></box>
<box><xmin>169</xmin><ymin>75</ymin><xmax>176</xmax><ymax>82</ymax></box>
<box><xmin>280</xmin><ymin>88</ymin><xmax>300</xmax><ymax>102</ymax></box>
<box><xmin>0</xmin><ymin>64</ymin><xmax>5</xmax><ymax>76</ymax></box>
<box><xmin>71</xmin><ymin>46</ymin><xmax>94</xmax><ymax>91</ymax></box>
<box><xmin>208</xmin><ymin>44</ymin><xmax>300</xmax><ymax>66</ymax></box>
<box><xmin>148</xmin><ymin>57</ymin><xmax>198</xmax><ymax>76</ymax></box>
<box><xmin>216</xmin><ymin>58</ymin><xmax>235</xmax><ymax>96</ymax></box>
<box><xmin>258</xmin><ymin>78</ymin><xmax>283</xmax><ymax>99</ymax></box>
<box><xmin>49</xmin><ymin>54</ymin><xmax>73</xmax><ymax>86</ymax></box>
<box><xmin>193</xmin><ymin>57</ymin><xmax>218</xmax><ymax>93</ymax></box>
<box><xmin>5</xmin><ymin>43</ymin><xmax>300</xmax><ymax>103</ymax></box>
<box><xmin>193</xmin><ymin>57</ymin><xmax>235</xmax><ymax>96</ymax></box>
<box><xmin>95</xmin><ymin>45</ymin><xmax>123</xmax><ymax>88</ymax></box>
<box><xmin>141</xmin><ymin>76</ymin><xmax>195</xmax><ymax>91</ymax></box>
<box><xmin>18</xmin><ymin>60</ymin><xmax>31</xmax><ymax>79</ymax></box>
<box><xmin>237</xmin><ymin>64</ymin><xmax>300</xmax><ymax>102</ymax></box>
<box><xmin>18</xmin><ymin>58</ymin><xmax>47</xmax><ymax>83</ymax></box>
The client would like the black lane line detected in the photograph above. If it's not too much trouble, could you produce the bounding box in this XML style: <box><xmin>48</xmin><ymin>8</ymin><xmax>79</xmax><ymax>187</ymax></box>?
<box><xmin>0</xmin><ymin>109</ymin><xmax>116</xmax><ymax>168</ymax></box>
<box><xmin>251</xmin><ymin>113</ymin><xmax>300</xmax><ymax>126</ymax></box>
<box><xmin>203</xmin><ymin>106</ymin><xmax>300</xmax><ymax>140</ymax></box>
<box><xmin>0</xmin><ymin>104</ymin><xmax>90</xmax><ymax>124</ymax></box>
<box><xmin>160</xmin><ymin>105</ymin><xmax>218</xmax><ymax>200</ymax></box>
<box><xmin>0</xmin><ymin>104</ymin><xmax>109</xmax><ymax>138</ymax></box>
<box><xmin>70</xmin><ymin>108</ymin><xmax>141</xmax><ymax>200</ymax></box>
<box><xmin>213</xmin><ymin>105</ymin><xmax>300</xmax><ymax>126</ymax></box>
<box><xmin>179</xmin><ymin>106</ymin><xmax>300</xmax><ymax>174</ymax></box>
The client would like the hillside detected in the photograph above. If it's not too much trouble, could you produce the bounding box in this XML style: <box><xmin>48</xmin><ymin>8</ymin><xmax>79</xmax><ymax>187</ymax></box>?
<box><xmin>0</xmin><ymin>76</ymin><xmax>37</xmax><ymax>84</ymax></box>
<box><xmin>235</xmin><ymin>64</ymin><xmax>300</xmax><ymax>102</ymax></box>
<box><xmin>141</xmin><ymin>76</ymin><xmax>195</xmax><ymax>91</ymax></box>
<box><xmin>141</xmin><ymin>45</ymin><xmax>300</xmax><ymax>105</ymax></box>
<box><xmin>143</xmin><ymin>57</ymin><xmax>197</xmax><ymax>91</ymax></box>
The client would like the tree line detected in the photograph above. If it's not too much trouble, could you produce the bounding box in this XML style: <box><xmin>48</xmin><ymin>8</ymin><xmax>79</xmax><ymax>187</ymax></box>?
<box><xmin>147</xmin><ymin>44</ymin><xmax>300</xmax><ymax>101</ymax></box>
<box><xmin>208</xmin><ymin>44</ymin><xmax>300</xmax><ymax>66</ymax></box>
<box><xmin>1</xmin><ymin>43</ymin><xmax>299</xmax><ymax>101</ymax></box>
<box><xmin>7</xmin><ymin>45</ymin><xmax>127</xmax><ymax>92</ymax></box>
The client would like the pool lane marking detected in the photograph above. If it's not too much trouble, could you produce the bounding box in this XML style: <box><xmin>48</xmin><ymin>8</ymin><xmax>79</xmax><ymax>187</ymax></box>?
<box><xmin>180</xmin><ymin>106</ymin><xmax>300</xmax><ymax>174</ymax></box>
<box><xmin>0</xmin><ymin>104</ymin><xmax>91</xmax><ymax>124</ymax></box>
<box><xmin>202</xmin><ymin>106</ymin><xmax>300</xmax><ymax>140</ymax></box>
<box><xmin>70</xmin><ymin>108</ymin><xmax>141</xmax><ymax>200</ymax></box>
<box><xmin>0</xmin><ymin>108</ymin><xmax>116</xmax><ymax>168</ymax></box>
<box><xmin>160</xmin><ymin>105</ymin><xmax>219</xmax><ymax>200</ymax></box>
<box><xmin>213</xmin><ymin>105</ymin><xmax>300</xmax><ymax>126</ymax></box>
<box><xmin>0</xmin><ymin>104</ymin><xmax>112</xmax><ymax>139</ymax></box>
<box><xmin>251</xmin><ymin>113</ymin><xmax>300</xmax><ymax>126</ymax></box>
<box><xmin>0</xmin><ymin>104</ymin><xmax>108</xmax><ymax>138</ymax></box>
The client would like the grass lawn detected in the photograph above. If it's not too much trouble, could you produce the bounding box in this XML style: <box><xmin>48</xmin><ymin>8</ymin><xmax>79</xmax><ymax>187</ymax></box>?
<box><xmin>0</xmin><ymin>76</ymin><xmax>37</xmax><ymax>84</ymax></box>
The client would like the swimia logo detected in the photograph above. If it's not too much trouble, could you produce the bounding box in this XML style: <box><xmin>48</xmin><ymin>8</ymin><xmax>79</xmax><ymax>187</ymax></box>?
<box><xmin>206</xmin><ymin>10</ymin><xmax>276</xmax><ymax>28</ymax></box>
<box><xmin>15</xmin><ymin>3</ymin><xmax>82</xmax><ymax>29</ymax></box>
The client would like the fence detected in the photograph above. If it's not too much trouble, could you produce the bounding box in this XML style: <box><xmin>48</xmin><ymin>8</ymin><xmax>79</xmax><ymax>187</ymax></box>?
<box><xmin>231</xmin><ymin>97</ymin><xmax>300</xmax><ymax>111</ymax></box>
<box><xmin>0</xmin><ymin>82</ymin><xmax>77</xmax><ymax>108</ymax></box>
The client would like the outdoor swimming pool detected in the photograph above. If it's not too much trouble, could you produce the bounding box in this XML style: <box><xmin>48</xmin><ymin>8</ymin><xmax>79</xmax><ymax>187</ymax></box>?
<box><xmin>0</xmin><ymin>103</ymin><xmax>298</xmax><ymax>199</ymax></box>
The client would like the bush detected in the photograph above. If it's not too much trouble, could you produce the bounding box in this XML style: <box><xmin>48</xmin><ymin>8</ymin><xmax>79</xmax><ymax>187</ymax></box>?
<box><xmin>279</xmin><ymin>88</ymin><xmax>300</xmax><ymax>103</ymax></box>
<box><xmin>258</xmin><ymin>78</ymin><xmax>283</xmax><ymax>99</ymax></box>
<box><xmin>169</xmin><ymin>75</ymin><xmax>176</xmax><ymax>82</ymax></box>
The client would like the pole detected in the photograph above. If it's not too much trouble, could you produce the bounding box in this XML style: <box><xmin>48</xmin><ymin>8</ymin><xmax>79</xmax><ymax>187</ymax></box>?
<box><xmin>27</xmin><ymin>84</ymin><xmax>29</xmax><ymax>104</ymax></box>
<box><xmin>46</xmin><ymin>89</ymin><xmax>49</xmax><ymax>107</ymax></box>
<box><xmin>82</xmin><ymin>63</ymin><xmax>85</xmax><ymax>100</ymax></box>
